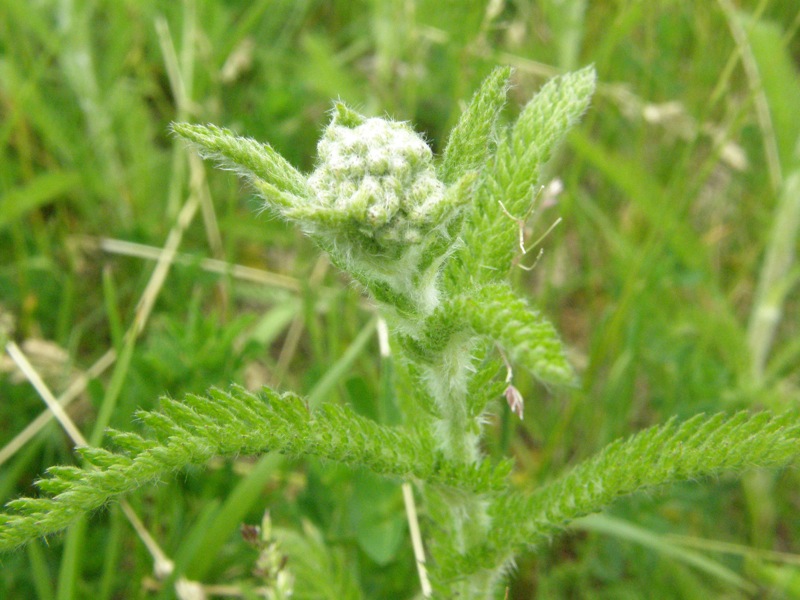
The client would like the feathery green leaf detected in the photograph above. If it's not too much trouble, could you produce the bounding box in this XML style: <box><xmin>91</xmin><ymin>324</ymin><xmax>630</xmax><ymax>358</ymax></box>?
<box><xmin>171</xmin><ymin>122</ymin><xmax>310</xmax><ymax>204</ymax></box>
<box><xmin>404</xmin><ymin>283</ymin><xmax>576</xmax><ymax>387</ymax></box>
<box><xmin>455</xmin><ymin>66</ymin><xmax>596</xmax><ymax>285</ymax></box>
<box><xmin>0</xmin><ymin>385</ymin><xmax>510</xmax><ymax>551</ymax></box>
<box><xmin>439</xmin><ymin>410</ymin><xmax>800</xmax><ymax>580</ymax></box>
<box><xmin>438</xmin><ymin>66</ymin><xmax>512</xmax><ymax>184</ymax></box>
<box><xmin>454</xmin><ymin>283</ymin><xmax>577</xmax><ymax>386</ymax></box>
<box><xmin>498</xmin><ymin>65</ymin><xmax>596</xmax><ymax>215</ymax></box>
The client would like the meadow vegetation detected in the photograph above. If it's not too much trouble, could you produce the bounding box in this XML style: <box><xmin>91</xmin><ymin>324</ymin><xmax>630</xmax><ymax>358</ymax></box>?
<box><xmin>1</xmin><ymin>1</ymin><xmax>799</xmax><ymax>598</ymax></box>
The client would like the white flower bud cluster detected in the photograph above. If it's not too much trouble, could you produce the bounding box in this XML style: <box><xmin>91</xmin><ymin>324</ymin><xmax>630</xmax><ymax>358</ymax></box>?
<box><xmin>309</xmin><ymin>115</ymin><xmax>446</xmax><ymax>245</ymax></box>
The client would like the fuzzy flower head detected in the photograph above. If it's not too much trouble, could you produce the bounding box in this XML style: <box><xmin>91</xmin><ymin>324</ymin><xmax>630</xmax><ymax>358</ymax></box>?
<box><xmin>306</xmin><ymin>104</ymin><xmax>451</xmax><ymax>248</ymax></box>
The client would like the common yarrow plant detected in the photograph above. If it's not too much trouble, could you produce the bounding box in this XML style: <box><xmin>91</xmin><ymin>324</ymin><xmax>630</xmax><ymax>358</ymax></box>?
<box><xmin>2</xmin><ymin>65</ymin><xmax>800</xmax><ymax>598</ymax></box>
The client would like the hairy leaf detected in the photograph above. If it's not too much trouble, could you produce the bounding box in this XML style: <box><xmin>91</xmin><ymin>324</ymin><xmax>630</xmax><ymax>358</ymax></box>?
<box><xmin>499</xmin><ymin>65</ymin><xmax>596</xmax><ymax>216</ymax></box>
<box><xmin>171</xmin><ymin>122</ymin><xmax>310</xmax><ymax>203</ymax></box>
<box><xmin>454</xmin><ymin>283</ymin><xmax>577</xmax><ymax>386</ymax></box>
<box><xmin>439</xmin><ymin>410</ymin><xmax>800</xmax><ymax>580</ymax></box>
<box><xmin>0</xmin><ymin>386</ymin><xmax>511</xmax><ymax>551</ymax></box>
<box><xmin>403</xmin><ymin>283</ymin><xmax>576</xmax><ymax>387</ymax></box>
<box><xmin>438</xmin><ymin>66</ymin><xmax>512</xmax><ymax>184</ymax></box>
<box><xmin>455</xmin><ymin>66</ymin><xmax>596</xmax><ymax>285</ymax></box>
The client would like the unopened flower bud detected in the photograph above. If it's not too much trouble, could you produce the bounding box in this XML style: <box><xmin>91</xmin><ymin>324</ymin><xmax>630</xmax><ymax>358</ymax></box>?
<box><xmin>306</xmin><ymin>104</ymin><xmax>448</xmax><ymax>248</ymax></box>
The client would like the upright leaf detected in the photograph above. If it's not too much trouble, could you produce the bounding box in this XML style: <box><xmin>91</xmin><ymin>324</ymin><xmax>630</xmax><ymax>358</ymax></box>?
<box><xmin>438</xmin><ymin>66</ymin><xmax>512</xmax><ymax>184</ymax></box>
<box><xmin>456</xmin><ymin>66</ymin><xmax>596</xmax><ymax>285</ymax></box>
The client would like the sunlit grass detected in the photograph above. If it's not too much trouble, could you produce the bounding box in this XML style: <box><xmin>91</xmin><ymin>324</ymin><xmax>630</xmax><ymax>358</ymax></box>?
<box><xmin>1</xmin><ymin>0</ymin><xmax>798</xmax><ymax>598</ymax></box>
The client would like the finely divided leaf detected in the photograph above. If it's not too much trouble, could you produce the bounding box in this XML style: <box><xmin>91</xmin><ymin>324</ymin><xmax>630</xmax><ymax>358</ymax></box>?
<box><xmin>438</xmin><ymin>66</ymin><xmax>512</xmax><ymax>184</ymax></box>
<box><xmin>171</xmin><ymin>122</ymin><xmax>310</xmax><ymax>203</ymax></box>
<box><xmin>498</xmin><ymin>65</ymin><xmax>596</xmax><ymax>215</ymax></box>
<box><xmin>0</xmin><ymin>385</ymin><xmax>509</xmax><ymax>552</ymax></box>
<box><xmin>456</xmin><ymin>283</ymin><xmax>577</xmax><ymax>386</ymax></box>
<box><xmin>439</xmin><ymin>410</ymin><xmax>800</xmax><ymax>580</ymax></box>
<box><xmin>454</xmin><ymin>66</ymin><xmax>596</xmax><ymax>286</ymax></box>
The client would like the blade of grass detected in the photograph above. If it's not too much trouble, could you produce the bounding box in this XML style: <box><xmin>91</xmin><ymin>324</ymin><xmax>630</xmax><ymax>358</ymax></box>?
<box><xmin>90</xmin><ymin>192</ymin><xmax>200</xmax><ymax>446</ymax></box>
<box><xmin>6</xmin><ymin>341</ymin><xmax>178</xmax><ymax>595</ymax></box>
<box><xmin>747</xmin><ymin>171</ymin><xmax>800</xmax><ymax>382</ymax></box>
<box><xmin>575</xmin><ymin>513</ymin><xmax>756</xmax><ymax>593</ymax></box>
<box><xmin>0</xmin><ymin>350</ymin><xmax>115</xmax><ymax>469</ymax></box>
<box><xmin>667</xmin><ymin>533</ymin><xmax>800</xmax><ymax>566</ymax></box>
<box><xmin>183</xmin><ymin>454</ymin><xmax>284</xmax><ymax>580</ymax></box>
<box><xmin>96</xmin><ymin>505</ymin><xmax>124</xmax><ymax>600</ymax></box>
<box><xmin>273</xmin><ymin>256</ymin><xmax>330</xmax><ymax>387</ymax></box>
<box><xmin>101</xmin><ymin>267</ymin><xmax>124</xmax><ymax>352</ymax></box>
<box><xmin>0</xmin><ymin>171</ymin><xmax>82</xmax><ymax>231</ymax></box>
<box><xmin>307</xmin><ymin>316</ymin><xmax>378</xmax><ymax>409</ymax></box>
<box><xmin>717</xmin><ymin>0</ymin><xmax>783</xmax><ymax>191</ymax></box>
<box><xmin>568</xmin><ymin>129</ymin><xmax>709</xmax><ymax>273</ymax></box>
<box><xmin>0</xmin><ymin>55</ymin><xmax>79</xmax><ymax>167</ymax></box>
<box><xmin>57</xmin><ymin>0</ymin><xmax>130</xmax><ymax>219</ymax></box>
<box><xmin>84</xmin><ymin>237</ymin><xmax>302</xmax><ymax>292</ymax></box>
<box><xmin>56</xmin><ymin>518</ymin><xmax>87</xmax><ymax>600</ymax></box>
<box><xmin>26</xmin><ymin>541</ymin><xmax>55</xmax><ymax>600</ymax></box>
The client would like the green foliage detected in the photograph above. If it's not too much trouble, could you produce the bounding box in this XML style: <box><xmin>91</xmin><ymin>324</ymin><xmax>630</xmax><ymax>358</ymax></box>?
<box><xmin>454</xmin><ymin>66</ymin><xmax>597</xmax><ymax>286</ymax></box>
<box><xmin>273</xmin><ymin>519</ymin><xmax>363</xmax><ymax>600</ymax></box>
<box><xmin>438</xmin><ymin>66</ymin><xmax>512</xmax><ymax>185</ymax></box>
<box><xmin>440</xmin><ymin>410</ymin><xmax>800</xmax><ymax>580</ymax></box>
<box><xmin>449</xmin><ymin>283</ymin><xmax>577</xmax><ymax>386</ymax></box>
<box><xmin>2</xmin><ymin>64</ymin><xmax>598</xmax><ymax>597</ymax></box>
<box><xmin>170</xmin><ymin>122</ymin><xmax>311</xmax><ymax>208</ymax></box>
<box><xmin>0</xmin><ymin>385</ymin><xmax>510</xmax><ymax>551</ymax></box>
<box><xmin>3</xmin><ymin>4</ymin><xmax>800</xmax><ymax>596</ymax></box>
<box><xmin>515</xmin><ymin>410</ymin><xmax>800</xmax><ymax>544</ymax></box>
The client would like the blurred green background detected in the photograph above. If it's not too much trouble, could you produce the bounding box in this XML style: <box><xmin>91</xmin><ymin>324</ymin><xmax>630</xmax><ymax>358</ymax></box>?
<box><xmin>1</xmin><ymin>1</ymin><xmax>799</xmax><ymax>598</ymax></box>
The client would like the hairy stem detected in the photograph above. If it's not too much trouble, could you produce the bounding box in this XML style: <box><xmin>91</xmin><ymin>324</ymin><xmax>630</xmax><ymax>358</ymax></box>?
<box><xmin>424</xmin><ymin>337</ymin><xmax>479</xmax><ymax>463</ymax></box>
<box><xmin>420</xmin><ymin>333</ymin><xmax>506</xmax><ymax>596</ymax></box>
